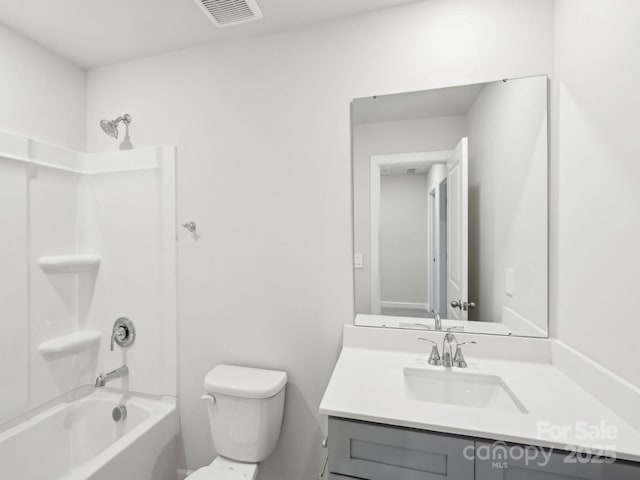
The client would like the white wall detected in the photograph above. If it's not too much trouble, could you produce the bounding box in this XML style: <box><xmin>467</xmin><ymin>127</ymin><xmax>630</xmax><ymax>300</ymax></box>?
<box><xmin>85</xmin><ymin>0</ymin><xmax>554</xmax><ymax>477</ymax></box>
<box><xmin>380</xmin><ymin>173</ymin><xmax>430</xmax><ymax>305</ymax></box>
<box><xmin>467</xmin><ymin>77</ymin><xmax>548</xmax><ymax>333</ymax></box>
<box><xmin>353</xmin><ymin>116</ymin><xmax>466</xmax><ymax>313</ymax></box>
<box><xmin>0</xmin><ymin>24</ymin><xmax>85</xmax><ymax>150</ymax></box>
<box><xmin>553</xmin><ymin>0</ymin><xmax>640</xmax><ymax>387</ymax></box>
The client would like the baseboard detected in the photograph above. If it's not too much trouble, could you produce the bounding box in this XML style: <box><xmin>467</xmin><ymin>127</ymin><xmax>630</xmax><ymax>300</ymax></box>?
<box><xmin>551</xmin><ymin>340</ymin><xmax>640</xmax><ymax>430</ymax></box>
<box><xmin>380</xmin><ymin>301</ymin><xmax>428</xmax><ymax>311</ymax></box>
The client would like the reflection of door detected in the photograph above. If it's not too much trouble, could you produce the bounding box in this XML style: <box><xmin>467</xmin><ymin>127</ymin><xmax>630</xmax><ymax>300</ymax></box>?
<box><xmin>446</xmin><ymin>138</ymin><xmax>468</xmax><ymax>320</ymax></box>
<box><xmin>429</xmin><ymin>189</ymin><xmax>436</xmax><ymax>311</ymax></box>
<box><xmin>438</xmin><ymin>179</ymin><xmax>447</xmax><ymax>314</ymax></box>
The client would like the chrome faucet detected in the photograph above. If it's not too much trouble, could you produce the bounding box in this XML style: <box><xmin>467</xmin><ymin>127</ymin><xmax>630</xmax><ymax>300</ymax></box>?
<box><xmin>431</xmin><ymin>310</ymin><xmax>442</xmax><ymax>331</ymax></box>
<box><xmin>95</xmin><ymin>365</ymin><xmax>129</xmax><ymax>388</ymax></box>
<box><xmin>452</xmin><ymin>342</ymin><xmax>476</xmax><ymax>368</ymax></box>
<box><xmin>442</xmin><ymin>332</ymin><xmax>457</xmax><ymax>367</ymax></box>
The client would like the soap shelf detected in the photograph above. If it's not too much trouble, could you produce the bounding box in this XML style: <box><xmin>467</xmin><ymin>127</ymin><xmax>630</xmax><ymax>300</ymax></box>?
<box><xmin>38</xmin><ymin>254</ymin><xmax>101</xmax><ymax>273</ymax></box>
<box><xmin>39</xmin><ymin>330</ymin><xmax>102</xmax><ymax>356</ymax></box>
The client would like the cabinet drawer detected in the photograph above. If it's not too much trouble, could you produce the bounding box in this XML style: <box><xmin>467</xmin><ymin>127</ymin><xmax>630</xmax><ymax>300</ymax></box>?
<box><xmin>328</xmin><ymin>417</ymin><xmax>474</xmax><ymax>480</ymax></box>
<box><xmin>475</xmin><ymin>440</ymin><xmax>640</xmax><ymax>480</ymax></box>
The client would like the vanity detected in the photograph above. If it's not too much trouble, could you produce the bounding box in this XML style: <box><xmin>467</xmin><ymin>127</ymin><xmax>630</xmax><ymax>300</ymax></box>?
<box><xmin>320</xmin><ymin>326</ymin><xmax>640</xmax><ymax>480</ymax></box>
<box><xmin>327</xmin><ymin>75</ymin><xmax>640</xmax><ymax>480</ymax></box>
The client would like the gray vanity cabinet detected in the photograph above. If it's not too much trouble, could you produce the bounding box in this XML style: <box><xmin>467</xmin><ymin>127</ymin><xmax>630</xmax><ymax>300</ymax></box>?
<box><xmin>327</xmin><ymin>418</ymin><xmax>640</xmax><ymax>480</ymax></box>
<box><xmin>328</xmin><ymin>418</ymin><xmax>475</xmax><ymax>480</ymax></box>
<box><xmin>475</xmin><ymin>440</ymin><xmax>640</xmax><ymax>480</ymax></box>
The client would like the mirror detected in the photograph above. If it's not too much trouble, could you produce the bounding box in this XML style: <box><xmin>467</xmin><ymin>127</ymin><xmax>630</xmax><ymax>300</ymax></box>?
<box><xmin>352</xmin><ymin>75</ymin><xmax>548</xmax><ymax>337</ymax></box>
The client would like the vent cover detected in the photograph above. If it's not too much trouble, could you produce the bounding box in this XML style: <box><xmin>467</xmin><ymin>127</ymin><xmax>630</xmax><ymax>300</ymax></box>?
<box><xmin>195</xmin><ymin>0</ymin><xmax>263</xmax><ymax>28</ymax></box>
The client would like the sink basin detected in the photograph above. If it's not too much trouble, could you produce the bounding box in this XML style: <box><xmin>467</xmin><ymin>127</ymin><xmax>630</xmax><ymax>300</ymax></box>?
<box><xmin>403</xmin><ymin>368</ymin><xmax>527</xmax><ymax>414</ymax></box>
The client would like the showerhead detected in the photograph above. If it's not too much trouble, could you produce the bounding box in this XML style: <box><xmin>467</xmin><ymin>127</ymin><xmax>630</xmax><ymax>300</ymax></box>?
<box><xmin>99</xmin><ymin>114</ymin><xmax>131</xmax><ymax>139</ymax></box>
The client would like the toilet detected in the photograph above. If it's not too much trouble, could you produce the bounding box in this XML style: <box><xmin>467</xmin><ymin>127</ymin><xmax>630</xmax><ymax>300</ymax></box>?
<box><xmin>187</xmin><ymin>364</ymin><xmax>288</xmax><ymax>480</ymax></box>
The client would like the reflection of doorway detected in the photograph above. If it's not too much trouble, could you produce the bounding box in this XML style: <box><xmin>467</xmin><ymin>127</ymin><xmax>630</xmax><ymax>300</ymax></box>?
<box><xmin>369</xmin><ymin>150</ymin><xmax>452</xmax><ymax>315</ymax></box>
<box><xmin>438</xmin><ymin>179</ymin><xmax>448</xmax><ymax>313</ymax></box>
<box><xmin>429</xmin><ymin>188</ymin><xmax>437</xmax><ymax>312</ymax></box>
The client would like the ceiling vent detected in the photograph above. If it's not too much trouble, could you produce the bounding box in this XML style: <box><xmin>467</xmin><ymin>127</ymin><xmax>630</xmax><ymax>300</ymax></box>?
<box><xmin>194</xmin><ymin>0</ymin><xmax>263</xmax><ymax>28</ymax></box>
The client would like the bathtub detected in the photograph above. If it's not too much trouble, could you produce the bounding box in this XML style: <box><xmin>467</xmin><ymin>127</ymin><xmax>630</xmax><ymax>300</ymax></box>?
<box><xmin>0</xmin><ymin>388</ymin><xmax>177</xmax><ymax>480</ymax></box>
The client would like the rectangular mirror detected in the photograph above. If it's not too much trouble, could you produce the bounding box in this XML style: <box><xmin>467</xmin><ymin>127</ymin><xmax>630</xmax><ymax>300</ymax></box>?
<box><xmin>352</xmin><ymin>75</ymin><xmax>548</xmax><ymax>337</ymax></box>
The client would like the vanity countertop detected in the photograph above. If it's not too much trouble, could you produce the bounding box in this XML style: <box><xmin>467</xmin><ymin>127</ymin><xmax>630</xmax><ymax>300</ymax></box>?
<box><xmin>320</xmin><ymin>346</ymin><xmax>640</xmax><ymax>462</ymax></box>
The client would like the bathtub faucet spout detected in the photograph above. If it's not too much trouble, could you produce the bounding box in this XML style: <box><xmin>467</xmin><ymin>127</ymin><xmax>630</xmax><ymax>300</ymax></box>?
<box><xmin>95</xmin><ymin>365</ymin><xmax>129</xmax><ymax>388</ymax></box>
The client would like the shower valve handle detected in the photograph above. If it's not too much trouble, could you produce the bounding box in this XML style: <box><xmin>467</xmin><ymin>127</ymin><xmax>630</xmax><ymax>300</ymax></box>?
<box><xmin>110</xmin><ymin>317</ymin><xmax>136</xmax><ymax>351</ymax></box>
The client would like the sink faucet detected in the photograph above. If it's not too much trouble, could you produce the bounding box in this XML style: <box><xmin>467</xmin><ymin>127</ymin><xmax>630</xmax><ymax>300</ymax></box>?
<box><xmin>95</xmin><ymin>365</ymin><xmax>129</xmax><ymax>388</ymax></box>
<box><xmin>442</xmin><ymin>332</ymin><xmax>457</xmax><ymax>367</ymax></box>
<box><xmin>431</xmin><ymin>310</ymin><xmax>442</xmax><ymax>331</ymax></box>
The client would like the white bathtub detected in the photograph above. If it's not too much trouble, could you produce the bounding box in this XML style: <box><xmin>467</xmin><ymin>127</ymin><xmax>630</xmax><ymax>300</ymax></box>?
<box><xmin>0</xmin><ymin>388</ymin><xmax>177</xmax><ymax>480</ymax></box>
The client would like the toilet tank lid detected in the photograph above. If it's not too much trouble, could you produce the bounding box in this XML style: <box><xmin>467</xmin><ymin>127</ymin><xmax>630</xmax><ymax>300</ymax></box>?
<box><xmin>204</xmin><ymin>364</ymin><xmax>287</xmax><ymax>399</ymax></box>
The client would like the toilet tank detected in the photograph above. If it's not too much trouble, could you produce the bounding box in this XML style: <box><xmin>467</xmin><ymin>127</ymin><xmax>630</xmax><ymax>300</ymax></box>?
<box><xmin>203</xmin><ymin>365</ymin><xmax>287</xmax><ymax>463</ymax></box>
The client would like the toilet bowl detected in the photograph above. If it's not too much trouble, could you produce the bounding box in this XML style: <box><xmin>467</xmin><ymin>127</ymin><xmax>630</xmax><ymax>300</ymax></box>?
<box><xmin>186</xmin><ymin>365</ymin><xmax>287</xmax><ymax>480</ymax></box>
<box><xmin>186</xmin><ymin>456</ymin><xmax>258</xmax><ymax>480</ymax></box>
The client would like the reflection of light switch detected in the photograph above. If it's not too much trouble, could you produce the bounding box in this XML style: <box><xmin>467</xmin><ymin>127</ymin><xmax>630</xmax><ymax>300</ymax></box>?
<box><xmin>506</xmin><ymin>268</ymin><xmax>515</xmax><ymax>297</ymax></box>
<box><xmin>354</xmin><ymin>253</ymin><xmax>364</xmax><ymax>269</ymax></box>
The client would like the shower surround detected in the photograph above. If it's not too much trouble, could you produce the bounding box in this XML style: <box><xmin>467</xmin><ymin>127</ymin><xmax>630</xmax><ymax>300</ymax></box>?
<box><xmin>0</xmin><ymin>129</ymin><xmax>177</xmax><ymax>478</ymax></box>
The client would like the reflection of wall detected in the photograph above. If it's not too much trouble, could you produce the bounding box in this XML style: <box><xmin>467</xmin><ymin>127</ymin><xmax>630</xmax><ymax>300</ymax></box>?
<box><xmin>380</xmin><ymin>174</ymin><xmax>429</xmax><ymax>306</ymax></box>
<box><xmin>553</xmin><ymin>0</ymin><xmax>640</xmax><ymax>388</ymax></box>
<box><xmin>353</xmin><ymin>117</ymin><xmax>466</xmax><ymax>314</ymax></box>
<box><xmin>467</xmin><ymin>77</ymin><xmax>547</xmax><ymax>332</ymax></box>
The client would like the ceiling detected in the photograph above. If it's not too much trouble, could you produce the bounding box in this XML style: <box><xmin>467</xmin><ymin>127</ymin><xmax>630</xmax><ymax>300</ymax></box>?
<box><xmin>352</xmin><ymin>83</ymin><xmax>486</xmax><ymax>124</ymax></box>
<box><xmin>0</xmin><ymin>0</ymin><xmax>422</xmax><ymax>68</ymax></box>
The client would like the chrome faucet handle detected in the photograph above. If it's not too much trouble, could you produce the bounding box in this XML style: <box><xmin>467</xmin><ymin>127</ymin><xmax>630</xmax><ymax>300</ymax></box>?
<box><xmin>110</xmin><ymin>326</ymin><xmax>126</xmax><ymax>351</ymax></box>
<box><xmin>419</xmin><ymin>338</ymin><xmax>442</xmax><ymax>366</ymax></box>
<box><xmin>453</xmin><ymin>341</ymin><xmax>476</xmax><ymax>368</ymax></box>
<box><xmin>110</xmin><ymin>317</ymin><xmax>136</xmax><ymax>351</ymax></box>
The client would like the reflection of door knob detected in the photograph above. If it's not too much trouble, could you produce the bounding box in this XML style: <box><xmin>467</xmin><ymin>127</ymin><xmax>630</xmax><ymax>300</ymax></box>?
<box><xmin>451</xmin><ymin>300</ymin><xmax>462</xmax><ymax>309</ymax></box>
<box><xmin>467</xmin><ymin>302</ymin><xmax>476</xmax><ymax>310</ymax></box>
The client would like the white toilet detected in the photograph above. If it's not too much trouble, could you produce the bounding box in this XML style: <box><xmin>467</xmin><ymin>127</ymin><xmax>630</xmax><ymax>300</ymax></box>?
<box><xmin>187</xmin><ymin>364</ymin><xmax>288</xmax><ymax>480</ymax></box>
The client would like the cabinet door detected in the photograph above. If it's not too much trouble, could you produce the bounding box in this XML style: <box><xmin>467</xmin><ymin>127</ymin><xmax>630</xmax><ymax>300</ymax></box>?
<box><xmin>328</xmin><ymin>417</ymin><xmax>474</xmax><ymax>480</ymax></box>
<box><xmin>475</xmin><ymin>440</ymin><xmax>640</xmax><ymax>480</ymax></box>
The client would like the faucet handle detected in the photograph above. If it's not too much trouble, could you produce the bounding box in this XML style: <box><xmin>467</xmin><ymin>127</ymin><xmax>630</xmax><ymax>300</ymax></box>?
<box><xmin>419</xmin><ymin>338</ymin><xmax>442</xmax><ymax>366</ymax></box>
<box><xmin>110</xmin><ymin>317</ymin><xmax>136</xmax><ymax>351</ymax></box>
<box><xmin>453</xmin><ymin>341</ymin><xmax>476</xmax><ymax>368</ymax></box>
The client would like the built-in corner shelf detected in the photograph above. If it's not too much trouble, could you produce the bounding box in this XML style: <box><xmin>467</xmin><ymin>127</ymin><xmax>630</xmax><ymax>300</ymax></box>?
<box><xmin>38</xmin><ymin>330</ymin><xmax>102</xmax><ymax>356</ymax></box>
<box><xmin>38</xmin><ymin>254</ymin><xmax>101</xmax><ymax>273</ymax></box>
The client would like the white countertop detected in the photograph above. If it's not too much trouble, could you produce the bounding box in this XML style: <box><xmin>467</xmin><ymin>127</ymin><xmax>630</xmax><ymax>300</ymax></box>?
<box><xmin>320</xmin><ymin>346</ymin><xmax>640</xmax><ymax>462</ymax></box>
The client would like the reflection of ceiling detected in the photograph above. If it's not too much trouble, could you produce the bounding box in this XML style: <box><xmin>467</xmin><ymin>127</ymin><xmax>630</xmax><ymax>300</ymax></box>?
<box><xmin>0</xmin><ymin>0</ymin><xmax>422</xmax><ymax>67</ymax></box>
<box><xmin>352</xmin><ymin>83</ymin><xmax>485</xmax><ymax>124</ymax></box>
<box><xmin>381</xmin><ymin>163</ymin><xmax>440</xmax><ymax>176</ymax></box>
